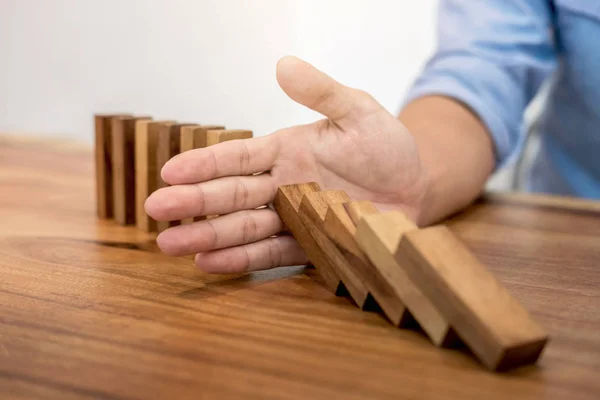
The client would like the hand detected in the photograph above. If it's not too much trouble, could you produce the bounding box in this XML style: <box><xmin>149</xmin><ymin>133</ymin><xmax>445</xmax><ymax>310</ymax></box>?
<box><xmin>145</xmin><ymin>56</ymin><xmax>427</xmax><ymax>273</ymax></box>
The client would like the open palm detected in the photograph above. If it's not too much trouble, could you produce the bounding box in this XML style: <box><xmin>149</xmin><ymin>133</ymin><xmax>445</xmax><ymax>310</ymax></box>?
<box><xmin>145</xmin><ymin>56</ymin><xmax>426</xmax><ymax>273</ymax></box>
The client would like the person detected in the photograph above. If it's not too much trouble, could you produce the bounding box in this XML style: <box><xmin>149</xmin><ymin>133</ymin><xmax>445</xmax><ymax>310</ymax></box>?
<box><xmin>145</xmin><ymin>1</ymin><xmax>600</xmax><ymax>273</ymax></box>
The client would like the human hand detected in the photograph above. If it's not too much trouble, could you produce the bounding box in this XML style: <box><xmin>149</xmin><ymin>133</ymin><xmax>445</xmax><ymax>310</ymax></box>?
<box><xmin>145</xmin><ymin>56</ymin><xmax>427</xmax><ymax>273</ymax></box>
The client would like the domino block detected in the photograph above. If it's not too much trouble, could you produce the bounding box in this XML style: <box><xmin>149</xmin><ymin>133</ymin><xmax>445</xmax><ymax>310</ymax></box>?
<box><xmin>205</xmin><ymin>129</ymin><xmax>253</xmax><ymax>146</ymax></box>
<box><xmin>298</xmin><ymin>191</ymin><xmax>371</xmax><ymax>307</ymax></box>
<box><xmin>156</xmin><ymin>123</ymin><xmax>198</xmax><ymax>233</ymax></box>
<box><xmin>180</xmin><ymin>125</ymin><xmax>225</xmax><ymax>225</ymax></box>
<box><xmin>135</xmin><ymin>120</ymin><xmax>175</xmax><ymax>232</ymax></box>
<box><xmin>204</xmin><ymin>129</ymin><xmax>253</xmax><ymax>220</ymax></box>
<box><xmin>180</xmin><ymin>125</ymin><xmax>225</xmax><ymax>154</ymax></box>
<box><xmin>94</xmin><ymin>113</ymin><xmax>130</xmax><ymax>219</ymax></box>
<box><xmin>396</xmin><ymin>226</ymin><xmax>549</xmax><ymax>371</ymax></box>
<box><xmin>355</xmin><ymin>212</ymin><xmax>455</xmax><ymax>346</ymax></box>
<box><xmin>323</xmin><ymin>201</ymin><xmax>411</xmax><ymax>326</ymax></box>
<box><xmin>111</xmin><ymin>115</ymin><xmax>151</xmax><ymax>225</ymax></box>
<box><xmin>273</xmin><ymin>184</ymin><xmax>343</xmax><ymax>293</ymax></box>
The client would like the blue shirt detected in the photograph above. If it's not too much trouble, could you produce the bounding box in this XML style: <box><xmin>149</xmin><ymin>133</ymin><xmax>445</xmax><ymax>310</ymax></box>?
<box><xmin>405</xmin><ymin>0</ymin><xmax>600</xmax><ymax>199</ymax></box>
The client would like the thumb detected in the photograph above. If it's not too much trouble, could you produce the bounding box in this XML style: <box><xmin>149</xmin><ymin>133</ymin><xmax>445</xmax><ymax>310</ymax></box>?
<box><xmin>276</xmin><ymin>56</ymin><xmax>382</xmax><ymax>124</ymax></box>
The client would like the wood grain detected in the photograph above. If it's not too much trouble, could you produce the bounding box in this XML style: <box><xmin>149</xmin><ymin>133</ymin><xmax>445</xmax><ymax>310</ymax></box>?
<box><xmin>323</xmin><ymin>201</ymin><xmax>410</xmax><ymax>325</ymax></box>
<box><xmin>298</xmin><ymin>191</ymin><xmax>370</xmax><ymax>307</ymax></box>
<box><xmin>273</xmin><ymin>183</ymin><xmax>343</xmax><ymax>292</ymax></box>
<box><xmin>135</xmin><ymin>120</ymin><xmax>175</xmax><ymax>232</ymax></box>
<box><xmin>355</xmin><ymin>212</ymin><xmax>455</xmax><ymax>347</ymax></box>
<box><xmin>111</xmin><ymin>116</ymin><xmax>151</xmax><ymax>225</ymax></box>
<box><xmin>397</xmin><ymin>226</ymin><xmax>549</xmax><ymax>370</ymax></box>
<box><xmin>94</xmin><ymin>114</ymin><xmax>130</xmax><ymax>219</ymax></box>
<box><xmin>1</xmin><ymin>135</ymin><xmax>600</xmax><ymax>399</ymax></box>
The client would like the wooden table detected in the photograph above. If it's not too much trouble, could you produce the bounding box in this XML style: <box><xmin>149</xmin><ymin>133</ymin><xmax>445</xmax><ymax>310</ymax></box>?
<box><xmin>1</xmin><ymin>136</ymin><xmax>599</xmax><ymax>400</ymax></box>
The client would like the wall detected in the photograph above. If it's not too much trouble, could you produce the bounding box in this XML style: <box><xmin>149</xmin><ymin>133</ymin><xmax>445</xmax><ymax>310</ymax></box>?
<box><xmin>0</xmin><ymin>0</ymin><xmax>437</xmax><ymax>142</ymax></box>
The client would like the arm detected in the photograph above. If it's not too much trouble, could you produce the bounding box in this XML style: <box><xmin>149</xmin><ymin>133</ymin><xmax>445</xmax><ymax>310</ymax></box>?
<box><xmin>400</xmin><ymin>96</ymin><xmax>494</xmax><ymax>225</ymax></box>
<box><xmin>401</xmin><ymin>0</ymin><xmax>558</xmax><ymax>225</ymax></box>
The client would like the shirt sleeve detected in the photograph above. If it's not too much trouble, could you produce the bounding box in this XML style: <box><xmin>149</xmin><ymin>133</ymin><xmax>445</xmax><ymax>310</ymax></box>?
<box><xmin>404</xmin><ymin>0</ymin><xmax>558</xmax><ymax>167</ymax></box>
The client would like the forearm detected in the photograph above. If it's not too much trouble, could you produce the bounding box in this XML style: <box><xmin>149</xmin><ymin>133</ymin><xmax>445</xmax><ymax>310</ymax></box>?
<box><xmin>399</xmin><ymin>95</ymin><xmax>495</xmax><ymax>226</ymax></box>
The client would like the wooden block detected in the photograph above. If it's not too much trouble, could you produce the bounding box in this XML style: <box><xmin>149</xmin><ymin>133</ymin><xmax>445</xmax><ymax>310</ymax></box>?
<box><xmin>355</xmin><ymin>212</ymin><xmax>455</xmax><ymax>346</ymax></box>
<box><xmin>204</xmin><ymin>129</ymin><xmax>253</xmax><ymax>220</ymax></box>
<box><xmin>344</xmin><ymin>200</ymin><xmax>379</xmax><ymax>226</ymax></box>
<box><xmin>396</xmin><ymin>226</ymin><xmax>549</xmax><ymax>370</ymax></box>
<box><xmin>135</xmin><ymin>120</ymin><xmax>175</xmax><ymax>232</ymax></box>
<box><xmin>111</xmin><ymin>116</ymin><xmax>151</xmax><ymax>225</ymax></box>
<box><xmin>298</xmin><ymin>191</ymin><xmax>370</xmax><ymax>307</ymax></box>
<box><xmin>180</xmin><ymin>125</ymin><xmax>225</xmax><ymax>154</ymax></box>
<box><xmin>205</xmin><ymin>129</ymin><xmax>253</xmax><ymax>146</ymax></box>
<box><xmin>273</xmin><ymin>184</ymin><xmax>343</xmax><ymax>293</ymax></box>
<box><xmin>156</xmin><ymin>123</ymin><xmax>198</xmax><ymax>233</ymax></box>
<box><xmin>180</xmin><ymin>125</ymin><xmax>225</xmax><ymax>225</ymax></box>
<box><xmin>94</xmin><ymin>114</ymin><xmax>130</xmax><ymax>219</ymax></box>
<box><xmin>323</xmin><ymin>202</ymin><xmax>410</xmax><ymax>324</ymax></box>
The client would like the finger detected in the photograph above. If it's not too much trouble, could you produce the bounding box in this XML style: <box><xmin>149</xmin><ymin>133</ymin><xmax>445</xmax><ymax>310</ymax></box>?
<box><xmin>156</xmin><ymin>208</ymin><xmax>283</xmax><ymax>257</ymax></box>
<box><xmin>162</xmin><ymin>135</ymin><xmax>280</xmax><ymax>185</ymax></box>
<box><xmin>145</xmin><ymin>173</ymin><xmax>275</xmax><ymax>221</ymax></box>
<box><xmin>194</xmin><ymin>236</ymin><xmax>308</xmax><ymax>273</ymax></box>
<box><xmin>276</xmin><ymin>56</ymin><xmax>383</xmax><ymax>125</ymax></box>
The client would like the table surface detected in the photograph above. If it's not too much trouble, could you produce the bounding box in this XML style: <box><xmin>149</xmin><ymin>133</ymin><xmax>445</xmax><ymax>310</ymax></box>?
<box><xmin>1</xmin><ymin>136</ymin><xmax>599</xmax><ymax>400</ymax></box>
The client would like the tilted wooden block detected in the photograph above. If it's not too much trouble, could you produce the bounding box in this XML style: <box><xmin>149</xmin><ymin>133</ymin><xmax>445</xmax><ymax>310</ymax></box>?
<box><xmin>111</xmin><ymin>116</ymin><xmax>151</xmax><ymax>225</ymax></box>
<box><xmin>156</xmin><ymin>123</ymin><xmax>198</xmax><ymax>233</ymax></box>
<box><xmin>135</xmin><ymin>120</ymin><xmax>175</xmax><ymax>232</ymax></box>
<box><xmin>396</xmin><ymin>226</ymin><xmax>549</xmax><ymax>370</ymax></box>
<box><xmin>180</xmin><ymin>125</ymin><xmax>226</xmax><ymax>225</ymax></box>
<box><xmin>273</xmin><ymin>184</ymin><xmax>343</xmax><ymax>293</ymax></box>
<box><xmin>323</xmin><ymin>201</ymin><xmax>411</xmax><ymax>325</ymax></box>
<box><xmin>299</xmin><ymin>191</ymin><xmax>371</xmax><ymax>308</ymax></box>
<box><xmin>94</xmin><ymin>113</ymin><xmax>130</xmax><ymax>219</ymax></box>
<box><xmin>355</xmin><ymin>212</ymin><xmax>456</xmax><ymax>347</ymax></box>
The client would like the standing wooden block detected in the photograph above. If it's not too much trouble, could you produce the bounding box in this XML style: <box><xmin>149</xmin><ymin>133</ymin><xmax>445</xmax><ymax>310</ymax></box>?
<box><xmin>323</xmin><ymin>201</ymin><xmax>410</xmax><ymax>325</ymax></box>
<box><xmin>180</xmin><ymin>125</ymin><xmax>225</xmax><ymax>225</ymax></box>
<box><xmin>180</xmin><ymin>125</ymin><xmax>226</xmax><ymax>154</ymax></box>
<box><xmin>205</xmin><ymin>129</ymin><xmax>253</xmax><ymax>146</ymax></box>
<box><xmin>156</xmin><ymin>123</ymin><xmax>198</xmax><ymax>233</ymax></box>
<box><xmin>111</xmin><ymin>116</ymin><xmax>151</xmax><ymax>225</ymax></box>
<box><xmin>94</xmin><ymin>114</ymin><xmax>130</xmax><ymax>219</ymax></box>
<box><xmin>135</xmin><ymin>120</ymin><xmax>175</xmax><ymax>232</ymax></box>
<box><xmin>355</xmin><ymin>212</ymin><xmax>455</xmax><ymax>347</ymax></box>
<box><xmin>273</xmin><ymin>184</ymin><xmax>343</xmax><ymax>293</ymax></box>
<box><xmin>396</xmin><ymin>226</ymin><xmax>549</xmax><ymax>370</ymax></box>
<box><xmin>298</xmin><ymin>191</ymin><xmax>370</xmax><ymax>308</ymax></box>
<box><xmin>203</xmin><ymin>129</ymin><xmax>253</xmax><ymax>220</ymax></box>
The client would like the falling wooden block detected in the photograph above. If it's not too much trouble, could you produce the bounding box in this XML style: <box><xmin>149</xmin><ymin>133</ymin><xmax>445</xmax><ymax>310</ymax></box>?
<box><xmin>355</xmin><ymin>212</ymin><xmax>455</xmax><ymax>346</ymax></box>
<box><xmin>156</xmin><ymin>123</ymin><xmax>198</xmax><ymax>233</ymax></box>
<box><xmin>180</xmin><ymin>125</ymin><xmax>225</xmax><ymax>225</ymax></box>
<box><xmin>135</xmin><ymin>120</ymin><xmax>175</xmax><ymax>232</ymax></box>
<box><xmin>323</xmin><ymin>201</ymin><xmax>410</xmax><ymax>325</ymax></box>
<box><xmin>273</xmin><ymin>183</ymin><xmax>343</xmax><ymax>293</ymax></box>
<box><xmin>94</xmin><ymin>113</ymin><xmax>130</xmax><ymax>219</ymax></box>
<box><xmin>298</xmin><ymin>191</ymin><xmax>371</xmax><ymax>308</ymax></box>
<box><xmin>205</xmin><ymin>129</ymin><xmax>253</xmax><ymax>146</ymax></box>
<box><xmin>111</xmin><ymin>115</ymin><xmax>151</xmax><ymax>225</ymax></box>
<box><xmin>396</xmin><ymin>226</ymin><xmax>549</xmax><ymax>370</ymax></box>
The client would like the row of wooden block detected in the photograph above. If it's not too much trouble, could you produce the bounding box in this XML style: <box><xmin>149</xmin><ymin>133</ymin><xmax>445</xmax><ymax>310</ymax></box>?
<box><xmin>94</xmin><ymin>114</ymin><xmax>252</xmax><ymax>232</ymax></box>
<box><xmin>273</xmin><ymin>183</ymin><xmax>549</xmax><ymax>371</ymax></box>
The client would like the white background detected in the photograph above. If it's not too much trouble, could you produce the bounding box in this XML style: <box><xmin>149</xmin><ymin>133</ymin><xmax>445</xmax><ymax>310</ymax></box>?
<box><xmin>0</xmin><ymin>0</ymin><xmax>437</xmax><ymax>141</ymax></box>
